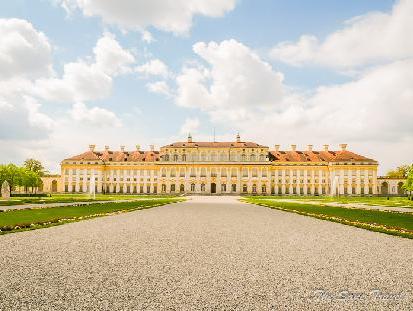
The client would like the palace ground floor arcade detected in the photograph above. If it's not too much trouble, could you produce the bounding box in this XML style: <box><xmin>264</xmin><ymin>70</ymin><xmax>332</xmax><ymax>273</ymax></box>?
<box><xmin>58</xmin><ymin>164</ymin><xmax>379</xmax><ymax>196</ymax></box>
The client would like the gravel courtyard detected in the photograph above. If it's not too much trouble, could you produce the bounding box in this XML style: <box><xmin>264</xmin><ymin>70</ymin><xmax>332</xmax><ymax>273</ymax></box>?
<box><xmin>0</xmin><ymin>196</ymin><xmax>412</xmax><ymax>310</ymax></box>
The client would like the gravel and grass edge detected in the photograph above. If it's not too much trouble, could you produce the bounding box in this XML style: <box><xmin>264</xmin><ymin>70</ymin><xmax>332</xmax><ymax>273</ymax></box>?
<box><xmin>241</xmin><ymin>198</ymin><xmax>413</xmax><ymax>239</ymax></box>
<box><xmin>0</xmin><ymin>198</ymin><xmax>185</xmax><ymax>235</ymax></box>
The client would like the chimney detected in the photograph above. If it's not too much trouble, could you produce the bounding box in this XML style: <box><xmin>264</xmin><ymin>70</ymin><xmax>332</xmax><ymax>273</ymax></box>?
<box><xmin>89</xmin><ymin>144</ymin><xmax>96</xmax><ymax>152</ymax></box>
<box><xmin>120</xmin><ymin>145</ymin><xmax>125</xmax><ymax>152</ymax></box>
<box><xmin>188</xmin><ymin>133</ymin><xmax>192</xmax><ymax>143</ymax></box>
<box><xmin>339</xmin><ymin>143</ymin><xmax>347</xmax><ymax>151</ymax></box>
<box><xmin>104</xmin><ymin>145</ymin><xmax>109</xmax><ymax>151</ymax></box>
<box><xmin>136</xmin><ymin>144</ymin><xmax>140</xmax><ymax>151</ymax></box>
<box><xmin>307</xmin><ymin>144</ymin><xmax>313</xmax><ymax>152</ymax></box>
<box><xmin>150</xmin><ymin>145</ymin><xmax>154</xmax><ymax>151</ymax></box>
<box><xmin>236</xmin><ymin>133</ymin><xmax>241</xmax><ymax>143</ymax></box>
<box><xmin>274</xmin><ymin>144</ymin><xmax>280</xmax><ymax>152</ymax></box>
<box><xmin>323</xmin><ymin>144</ymin><xmax>329</xmax><ymax>152</ymax></box>
<box><xmin>291</xmin><ymin>144</ymin><xmax>297</xmax><ymax>151</ymax></box>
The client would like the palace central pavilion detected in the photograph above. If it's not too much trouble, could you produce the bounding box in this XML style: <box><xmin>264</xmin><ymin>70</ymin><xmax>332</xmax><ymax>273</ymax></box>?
<box><xmin>58</xmin><ymin>134</ymin><xmax>379</xmax><ymax>196</ymax></box>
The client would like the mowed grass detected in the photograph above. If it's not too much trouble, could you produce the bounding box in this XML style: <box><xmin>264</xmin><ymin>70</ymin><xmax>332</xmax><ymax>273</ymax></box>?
<box><xmin>0</xmin><ymin>194</ymin><xmax>178</xmax><ymax>206</ymax></box>
<box><xmin>250</xmin><ymin>195</ymin><xmax>413</xmax><ymax>207</ymax></box>
<box><xmin>0</xmin><ymin>197</ymin><xmax>184</xmax><ymax>235</ymax></box>
<box><xmin>244</xmin><ymin>198</ymin><xmax>413</xmax><ymax>239</ymax></box>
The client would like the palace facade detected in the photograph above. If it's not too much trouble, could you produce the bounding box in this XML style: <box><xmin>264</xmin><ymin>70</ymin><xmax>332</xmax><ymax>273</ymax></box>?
<box><xmin>57</xmin><ymin>134</ymin><xmax>381</xmax><ymax>196</ymax></box>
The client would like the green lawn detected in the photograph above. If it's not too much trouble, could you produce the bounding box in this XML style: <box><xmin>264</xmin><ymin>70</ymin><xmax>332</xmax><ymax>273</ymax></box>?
<box><xmin>0</xmin><ymin>197</ymin><xmax>184</xmax><ymax>235</ymax></box>
<box><xmin>244</xmin><ymin>197</ymin><xmax>413</xmax><ymax>239</ymax></box>
<box><xmin>249</xmin><ymin>195</ymin><xmax>413</xmax><ymax>207</ymax></box>
<box><xmin>0</xmin><ymin>193</ymin><xmax>178</xmax><ymax>206</ymax></box>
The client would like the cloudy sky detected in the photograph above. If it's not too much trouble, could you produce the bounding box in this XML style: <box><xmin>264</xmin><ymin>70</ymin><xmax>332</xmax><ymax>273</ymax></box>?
<box><xmin>0</xmin><ymin>0</ymin><xmax>412</xmax><ymax>174</ymax></box>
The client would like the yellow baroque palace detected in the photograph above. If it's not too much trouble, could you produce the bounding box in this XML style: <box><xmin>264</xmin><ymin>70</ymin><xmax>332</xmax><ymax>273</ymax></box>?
<box><xmin>55</xmin><ymin>134</ymin><xmax>381</xmax><ymax>196</ymax></box>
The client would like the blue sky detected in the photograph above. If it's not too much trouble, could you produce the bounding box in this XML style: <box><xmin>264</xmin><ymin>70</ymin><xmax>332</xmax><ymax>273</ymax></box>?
<box><xmin>0</xmin><ymin>0</ymin><xmax>411</xmax><ymax>174</ymax></box>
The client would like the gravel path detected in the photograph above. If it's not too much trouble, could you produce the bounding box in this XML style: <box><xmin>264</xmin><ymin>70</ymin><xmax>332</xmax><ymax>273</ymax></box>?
<box><xmin>0</xmin><ymin>196</ymin><xmax>412</xmax><ymax>310</ymax></box>
<box><xmin>263</xmin><ymin>198</ymin><xmax>413</xmax><ymax>214</ymax></box>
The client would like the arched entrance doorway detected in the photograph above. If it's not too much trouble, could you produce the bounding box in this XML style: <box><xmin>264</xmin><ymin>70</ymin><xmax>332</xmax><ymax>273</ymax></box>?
<box><xmin>398</xmin><ymin>182</ymin><xmax>404</xmax><ymax>195</ymax></box>
<box><xmin>381</xmin><ymin>182</ymin><xmax>388</xmax><ymax>195</ymax></box>
<box><xmin>51</xmin><ymin>180</ymin><xmax>58</xmax><ymax>192</ymax></box>
<box><xmin>211</xmin><ymin>183</ymin><xmax>216</xmax><ymax>194</ymax></box>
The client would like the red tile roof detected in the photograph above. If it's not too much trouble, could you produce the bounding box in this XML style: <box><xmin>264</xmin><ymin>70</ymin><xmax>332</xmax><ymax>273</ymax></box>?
<box><xmin>269</xmin><ymin>150</ymin><xmax>376</xmax><ymax>163</ymax></box>
<box><xmin>64</xmin><ymin>150</ymin><xmax>160</xmax><ymax>162</ymax></box>
<box><xmin>63</xmin><ymin>144</ymin><xmax>376</xmax><ymax>164</ymax></box>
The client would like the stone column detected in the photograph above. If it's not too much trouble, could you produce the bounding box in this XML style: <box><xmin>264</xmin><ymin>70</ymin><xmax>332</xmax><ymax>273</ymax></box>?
<box><xmin>372</xmin><ymin>169</ymin><xmax>377</xmax><ymax>195</ymax></box>
<box><xmin>339</xmin><ymin>169</ymin><xmax>345</xmax><ymax>195</ymax></box>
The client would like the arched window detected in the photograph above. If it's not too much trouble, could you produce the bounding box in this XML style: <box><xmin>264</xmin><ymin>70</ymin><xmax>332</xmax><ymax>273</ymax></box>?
<box><xmin>221</xmin><ymin>184</ymin><xmax>226</xmax><ymax>192</ymax></box>
<box><xmin>220</xmin><ymin>153</ymin><xmax>226</xmax><ymax>161</ymax></box>
<box><xmin>173</xmin><ymin>154</ymin><xmax>179</xmax><ymax>161</ymax></box>
<box><xmin>252</xmin><ymin>168</ymin><xmax>258</xmax><ymax>177</ymax></box>
<box><xmin>210</xmin><ymin>153</ymin><xmax>216</xmax><ymax>162</ymax></box>
<box><xmin>190</xmin><ymin>168</ymin><xmax>196</xmax><ymax>177</ymax></box>
<box><xmin>242</xmin><ymin>184</ymin><xmax>248</xmax><ymax>193</ymax></box>
<box><xmin>250</xmin><ymin>154</ymin><xmax>256</xmax><ymax>161</ymax></box>
<box><xmin>182</xmin><ymin>154</ymin><xmax>187</xmax><ymax>161</ymax></box>
<box><xmin>241</xmin><ymin>154</ymin><xmax>246</xmax><ymax>161</ymax></box>
<box><xmin>259</xmin><ymin>154</ymin><xmax>265</xmax><ymax>161</ymax></box>
<box><xmin>231</xmin><ymin>168</ymin><xmax>237</xmax><ymax>177</ymax></box>
<box><xmin>200</xmin><ymin>152</ymin><xmax>207</xmax><ymax>161</ymax></box>
<box><xmin>191</xmin><ymin>153</ymin><xmax>198</xmax><ymax>161</ymax></box>
<box><xmin>170</xmin><ymin>169</ymin><xmax>176</xmax><ymax>177</ymax></box>
<box><xmin>164</xmin><ymin>154</ymin><xmax>169</xmax><ymax>161</ymax></box>
<box><xmin>171</xmin><ymin>184</ymin><xmax>176</xmax><ymax>192</ymax></box>
<box><xmin>191</xmin><ymin>183</ymin><xmax>195</xmax><ymax>192</ymax></box>
<box><xmin>161</xmin><ymin>168</ymin><xmax>166</xmax><ymax>177</ymax></box>
<box><xmin>242</xmin><ymin>168</ymin><xmax>248</xmax><ymax>177</ymax></box>
<box><xmin>201</xmin><ymin>183</ymin><xmax>206</xmax><ymax>191</ymax></box>
<box><xmin>221</xmin><ymin>168</ymin><xmax>227</xmax><ymax>177</ymax></box>
<box><xmin>262</xmin><ymin>184</ymin><xmax>266</xmax><ymax>193</ymax></box>
<box><xmin>180</xmin><ymin>184</ymin><xmax>185</xmax><ymax>192</ymax></box>
<box><xmin>252</xmin><ymin>184</ymin><xmax>257</xmax><ymax>193</ymax></box>
<box><xmin>161</xmin><ymin>184</ymin><xmax>166</xmax><ymax>192</ymax></box>
<box><xmin>232</xmin><ymin>184</ymin><xmax>237</xmax><ymax>192</ymax></box>
<box><xmin>211</xmin><ymin>168</ymin><xmax>217</xmax><ymax>177</ymax></box>
<box><xmin>180</xmin><ymin>168</ymin><xmax>185</xmax><ymax>177</ymax></box>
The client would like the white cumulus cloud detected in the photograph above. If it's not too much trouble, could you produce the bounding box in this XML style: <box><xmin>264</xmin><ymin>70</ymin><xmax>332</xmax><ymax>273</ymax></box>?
<box><xmin>175</xmin><ymin>39</ymin><xmax>285</xmax><ymax>120</ymax></box>
<box><xmin>270</xmin><ymin>0</ymin><xmax>413</xmax><ymax>69</ymax></box>
<box><xmin>136</xmin><ymin>59</ymin><xmax>169</xmax><ymax>78</ymax></box>
<box><xmin>146</xmin><ymin>81</ymin><xmax>173</xmax><ymax>97</ymax></box>
<box><xmin>35</xmin><ymin>32</ymin><xmax>135</xmax><ymax>103</ymax></box>
<box><xmin>70</xmin><ymin>102</ymin><xmax>122</xmax><ymax>127</ymax></box>
<box><xmin>180</xmin><ymin>117</ymin><xmax>200</xmax><ymax>135</ymax></box>
<box><xmin>60</xmin><ymin>0</ymin><xmax>237</xmax><ymax>35</ymax></box>
<box><xmin>0</xmin><ymin>18</ymin><xmax>52</xmax><ymax>79</ymax></box>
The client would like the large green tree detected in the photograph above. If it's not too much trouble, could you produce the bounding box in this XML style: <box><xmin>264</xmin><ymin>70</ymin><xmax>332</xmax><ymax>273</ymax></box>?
<box><xmin>23</xmin><ymin>158</ymin><xmax>46</xmax><ymax>176</ymax></box>
<box><xmin>403</xmin><ymin>166</ymin><xmax>413</xmax><ymax>200</ymax></box>
<box><xmin>0</xmin><ymin>164</ymin><xmax>43</xmax><ymax>195</ymax></box>
<box><xmin>386</xmin><ymin>164</ymin><xmax>411</xmax><ymax>178</ymax></box>
<box><xmin>0</xmin><ymin>164</ymin><xmax>21</xmax><ymax>193</ymax></box>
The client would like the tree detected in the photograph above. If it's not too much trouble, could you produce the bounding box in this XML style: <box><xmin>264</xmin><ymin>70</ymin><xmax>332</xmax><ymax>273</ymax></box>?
<box><xmin>23</xmin><ymin>159</ymin><xmax>46</xmax><ymax>176</ymax></box>
<box><xmin>0</xmin><ymin>164</ymin><xmax>43</xmax><ymax>195</ymax></box>
<box><xmin>21</xmin><ymin>170</ymin><xmax>42</xmax><ymax>193</ymax></box>
<box><xmin>386</xmin><ymin>165</ymin><xmax>411</xmax><ymax>178</ymax></box>
<box><xmin>403</xmin><ymin>166</ymin><xmax>413</xmax><ymax>200</ymax></box>
<box><xmin>0</xmin><ymin>164</ymin><xmax>21</xmax><ymax>194</ymax></box>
